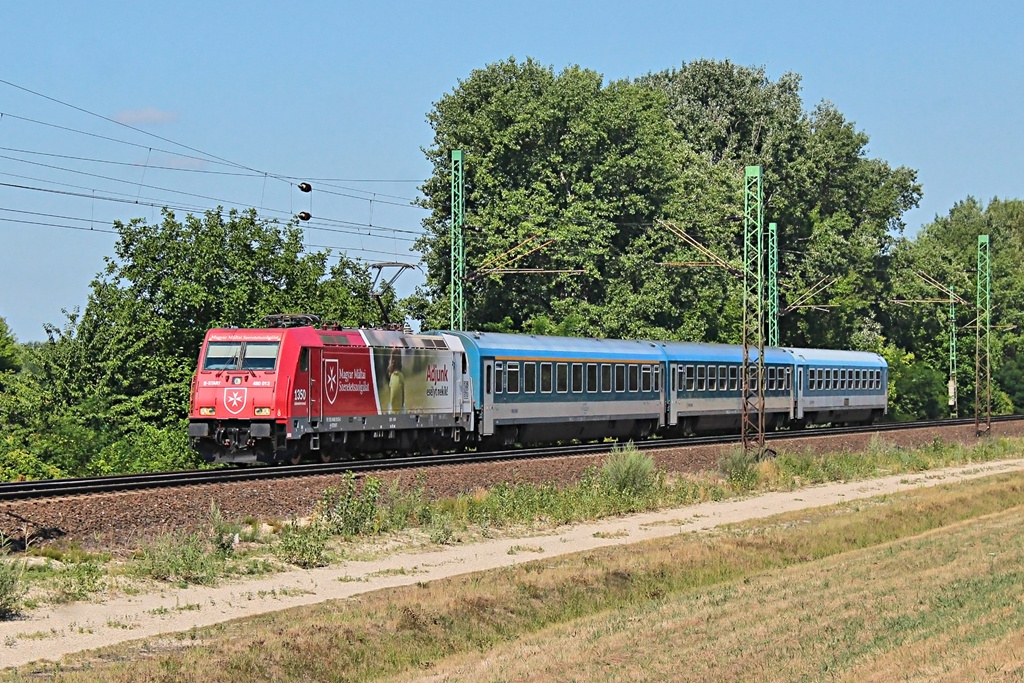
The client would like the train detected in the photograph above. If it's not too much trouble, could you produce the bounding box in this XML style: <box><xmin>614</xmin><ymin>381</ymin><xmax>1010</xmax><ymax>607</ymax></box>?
<box><xmin>187</xmin><ymin>316</ymin><xmax>888</xmax><ymax>464</ymax></box>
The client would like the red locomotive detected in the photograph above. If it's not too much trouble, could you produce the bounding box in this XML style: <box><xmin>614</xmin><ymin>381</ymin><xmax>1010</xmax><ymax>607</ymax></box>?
<box><xmin>187</xmin><ymin>315</ymin><xmax>474</xmax><ymax>464</ymax></box>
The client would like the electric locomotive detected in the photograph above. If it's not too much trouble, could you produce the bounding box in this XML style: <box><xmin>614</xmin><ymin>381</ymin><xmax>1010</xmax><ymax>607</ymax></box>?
<box><xmin>188</xmin><ymin>315</ymin><xmax>474</xmax><ymax>464</ymax></box>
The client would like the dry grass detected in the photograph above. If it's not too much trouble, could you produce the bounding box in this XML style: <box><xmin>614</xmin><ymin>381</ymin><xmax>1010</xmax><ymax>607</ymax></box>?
<box><xmin>8</xmin><ymin>471</ymin><xmax>1024</xmax><ymax>681</ymax></box>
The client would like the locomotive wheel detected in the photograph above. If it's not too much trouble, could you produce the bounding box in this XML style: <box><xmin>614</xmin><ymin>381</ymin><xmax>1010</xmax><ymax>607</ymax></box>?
<box><xmin>289</xmin><ymin>451</ymin><xmax>303</xmax><ymax>466</ymax></box>
<box><xmin>320</xmin><ymin>450</ymin><xmax>334</xmax><ymax>463</ymax></box>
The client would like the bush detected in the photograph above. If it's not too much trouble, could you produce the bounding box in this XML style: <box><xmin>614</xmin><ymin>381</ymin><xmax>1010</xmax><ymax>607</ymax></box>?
<box><xmin>0</xmin><ymin>445</ymin><xmax>65</xmax><ymax>482</ymax></box>
<box><xmin>275</xmin><ymin>522</ymin><xmax>330</xmax><ymax>569</ymax></box>
<box><xmin>318</xmin><ymin>473</ymin><xmax>382</xmax><ymax>537</ymax></box>
<box><xmin>52</xmin><ymin>560</ymin><xmax>105</xmax><ymax>603</ymax></box>
<box><xmin>89</xmin><ymin>423</ymin><xmax>202</xmax><ymax>476</ymax></box>
<box><xmin>601</xmin><ymin>445</ymin><xmax>657</xmax><ymax>496</ymax></box>
<box><xmin>719</xmin><ymin>447</ymin><xmax>760</xmax><ymax>490</ymax></box>
<box><xmin>0</xmin><ymin>536</ymin><xmax>26</xmax><ymax>619</ymax></box>
<box><xmin>131</xmin><ymin>532</ymin><xmax>224</xmax><ymax>586</ymax></box>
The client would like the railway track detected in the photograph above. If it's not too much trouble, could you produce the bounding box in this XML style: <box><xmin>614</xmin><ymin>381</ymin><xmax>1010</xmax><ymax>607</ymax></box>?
<box><xmin>1</xmin><ymin>416</ymin><xmax>1020</xmax><ymax>502</ymax></box>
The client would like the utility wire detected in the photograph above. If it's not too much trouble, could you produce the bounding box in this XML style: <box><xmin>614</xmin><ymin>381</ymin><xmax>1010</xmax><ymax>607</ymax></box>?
<box><xmin>0</xmin><ymin>214</ymin><xmax>414</xmax><ymax>262</ymax></box>
<box><xmin>0</xmin><ymin>170</ymin><xmax>425</xmax><ymax>238</ymax></box>
<box><xmin>0</xmin><ymin>145</ymin><xmax>426</xmax><ymax>205</ymax></box>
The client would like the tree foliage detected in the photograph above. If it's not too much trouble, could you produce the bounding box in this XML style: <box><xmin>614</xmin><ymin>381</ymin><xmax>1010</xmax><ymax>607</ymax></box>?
<box><xmin>0</xmin><ymin>316</ymin><xmax>19</xmax><ymax>377</ymax></box>
<box><xmin>415</xmin><ymin>58</ymin><xmax>922</xmax><ymax>348</ymax></box>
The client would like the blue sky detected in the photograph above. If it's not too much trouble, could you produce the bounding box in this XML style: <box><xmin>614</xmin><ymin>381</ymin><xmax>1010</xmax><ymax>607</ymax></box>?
<box><xmin>1</xmin><ymin>1</ymin><xmax>1020</xmax><ymax>341</ymax></box>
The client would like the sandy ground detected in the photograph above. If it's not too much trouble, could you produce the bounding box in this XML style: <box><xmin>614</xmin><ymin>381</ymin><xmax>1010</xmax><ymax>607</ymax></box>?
<box><xmin>4</xmin><ymin>458</ymin><xmax>1024</xmax><ymax>670</ymax></box>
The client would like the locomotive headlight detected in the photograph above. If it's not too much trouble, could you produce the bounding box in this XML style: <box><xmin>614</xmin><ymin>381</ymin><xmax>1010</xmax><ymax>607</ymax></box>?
<box><xmin>200</xmin><ymin>407</ymin><xmax>216</xmax><ymax>416</ymax></box>
<box><xmin>232</xmin><ymin>377</ymin><xmax>242</xmax><ymax>385</ymax></box>
<box><xmin>254</xmin><ymin>407</ymin><xmax>271</xmax><ymax>416</ymax></box>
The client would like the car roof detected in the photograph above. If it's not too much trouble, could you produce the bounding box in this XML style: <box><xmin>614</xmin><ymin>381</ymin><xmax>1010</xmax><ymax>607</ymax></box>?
<box><xmin>784</xmin><ymin>347</ymin><xmax>887</xmax><ymax>367</ymax></box>
<box><xmin>441</xmin><ymin>331</ymin><xmax>667</xmax><ymax>361</ymax></box>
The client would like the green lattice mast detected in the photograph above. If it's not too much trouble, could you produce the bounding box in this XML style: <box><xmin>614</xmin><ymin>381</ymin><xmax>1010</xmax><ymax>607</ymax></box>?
<box><xmin>948</xmin><ymin>284</ymin><xmax>957</xmax><ymax>418</ymax></box>
<box><xmin>741</xmin><ymin>166</ymin><xmax>766</xmax><ymax>454</ymax></box>
<box><xmin>450</xmin><ymin>150</ymin><xmax>465</xmax><ymax>330</ymax></box>
<box><xmin>768</xmin><ymin>221</ymin><xmax>779</xmax><ymax>347</ymax></box>
<box><xmin>975</xmin><ymin>234</ymin><xmax>991</xmax><ymax>436</ymax></box>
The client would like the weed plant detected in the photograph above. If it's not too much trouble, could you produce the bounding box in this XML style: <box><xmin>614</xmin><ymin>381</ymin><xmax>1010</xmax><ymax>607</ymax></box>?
<box><xmin>51</xmin><ymin>560</ymin><xmax>105</xmax><ymax>603</ymax></box>
<box><xmin>208</xmin><ymin>501</ymin><xmax>240</xmax><ymax>557</ymax></box>
<box><xmin>130</xmin><ymin>532</ymin><xmax>225</xmax><ymax>586</ymax></box>
<box><xmin>0</xmin><ymin>535</ymin><xmax>26</xmax><ymax>619</ymax></box>
<box><xmin>275</xmin><ymin>522</ymin><xmax>330</xmax><ymax>568</ymax></box>
<box><xmin>600</xmin><ymin>444</ymin><xmax>657</xmax><ymax>496</ymax></box>
<box><xmin>318</xmin><ymin>473</ymin><xmax>383</xmax><ymax>537</ymax></box>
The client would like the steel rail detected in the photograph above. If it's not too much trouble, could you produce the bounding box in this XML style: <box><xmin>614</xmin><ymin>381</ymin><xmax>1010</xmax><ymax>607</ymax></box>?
<box><xmin>1</xmin><ymin>415</ymin><xmax>1021</xmax><ymax>502</ymax></box>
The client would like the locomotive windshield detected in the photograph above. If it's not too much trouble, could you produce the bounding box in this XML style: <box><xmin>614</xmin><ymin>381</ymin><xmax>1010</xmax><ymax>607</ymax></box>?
<box><xmin>202</xmin><ymin>341</ymin><xmax>280</xmax><ymax>371</ymax></box>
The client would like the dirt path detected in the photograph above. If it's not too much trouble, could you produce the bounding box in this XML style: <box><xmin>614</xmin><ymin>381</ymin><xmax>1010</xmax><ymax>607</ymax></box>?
<box><xmin>4</xmin><ymin>458</ymin><xmax>1024</xmax><ymax>670</ymax></box>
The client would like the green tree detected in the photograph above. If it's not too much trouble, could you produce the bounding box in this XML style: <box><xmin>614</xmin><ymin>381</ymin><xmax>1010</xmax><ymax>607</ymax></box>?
<box><xmin>414</xmin><ymin>57</ymin><xmax>921</xmax><ymax>346</ymax></box>
<box><xmin>415</xmin><ymin>57</ymin><xmax>684</xmax><ymax>337</ymax></box>
<box><xmin>888</xmin><ymin>197</ymin><xmax>1024</xmax><ymax>414</ymax></box>
<box><xmin>0</xmin><ymin>316</ymin><xmax>19</xmax><ymax>376</ymax></box>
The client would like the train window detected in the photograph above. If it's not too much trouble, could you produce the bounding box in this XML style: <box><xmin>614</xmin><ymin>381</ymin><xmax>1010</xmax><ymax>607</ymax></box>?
<box><xmin>768</xmin><ymin>367</ymin><xmax>777</xmax><ymax>391</ymax></box>
<box><xmin>495</xmin><ymin>362</ymin><xmax>504</xmax><ymax>394</ymax></box>
<box><xmin>628</xmin><ymin>364</ymin><xmax>639</xmax><ymax>392</ymax></box>
<box><xmin>685</xmin><ymin>365</ymin><xmax>695</xmax><ymax>391</ymax></box>
<box><xmin>241</xmin><ymin>342</ymin><xmax>280</xmax><ymax>371</ymax></box>
<box><xmin>808</xmin><ymin>368</ymin><xmax>815</xmax><ymax>390</ymax></box>
<box><xmin>587</xmin><ymin>364</ymin><xmax>598</xmax><ymax>393</ymax></box>
<box><xmin>556</xmin><ymin>363</ymin><xmax>569</xmax><ymax>393</ymax></box>
<box><xmin>571</xmin><ymin>364</ymin><xmax>584</xmax><ymax>393</ymax></box>
<box><xmin>615</xmin><ymin>364</ymin><xmax>626</xmax><ymax>392</ymax></box>
<box><xmin>817</xmin><ymin>369</ymin><xmax>824</xmax><ymax>391</ymax></box>
<box><xmin>718</xmin><ymin>365</ymin><xmax>727</xmax><ymax>392</ymax></box>
<box><xmin>641</xmin><ymin>365</ymin><xmax>652</xmax><ymax>392</ymax></box>
<box><xmin>708</xmin><ymin>365</ymin><xmax>717</xmax><ymax>392</ymax></box>
<box><xmin>524</xmin><ymin>362</ymin><xmax>537</xmax><ymax>393</ymax></box>
<box><xmin>822</xmin><ymin>368</ymin><xmax>830</xmax><ymax>390</ymax></box>
<box><xmin>676</xmin><ymin>366</ymin><xmax>685</xmax><ymax>391</ymax></box>
<box><xmin>784</xmin><ymin>367</ymin><xmax>792</xmax><ymax>391</ymax></box>
<box><xmin>876</xmin><ymin>369</ymin><xmax>882</xmax><ymax>389</ymax></box>
<box><xmin>840</xmin><ymin>369</ymin><xmax>847</xmax><ymax>390</ymax></box>
<box><xmin>729</xmin><ymin>366</ymin><xmax>738</xmax><ymax>391</ymax></box>
<box><xmin>486</xmin><ymin>364</ymin><xmax>492</xmax><ymax>395</ymax></box>
<box><xmin>653</xmin><ymin>365</ymin><xmax>661</xmax><ymax>392</ymax></box>
<box><xmin>602</xmin><ymin>364</ymin><xmax>612</xmax><ymax>393</ymax></box>
<box><xmin>299</xmin><ymin>347</ymin><xmax>309</xmax><ymax>373</ymax></box>
<box><xmin>541</xmin><ymin>363</ymin><xmax>553</xmax><ymax>393</ymax></box>
<box><xmin>507</xmin><ymin>362</ymin><xmax>520</xmax><ymax>394</ymax></box>
<box><xmin>696</xmin><ymin>365</ymin><xmax>707</xmax><ymax>392</ymax></box>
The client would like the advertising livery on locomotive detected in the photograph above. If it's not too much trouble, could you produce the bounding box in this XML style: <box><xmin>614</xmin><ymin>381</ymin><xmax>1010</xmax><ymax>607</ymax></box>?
<box><xmin>188</xmin><ymin>318</ymin><xmax>888</xmax><ymax>464</ymax></box>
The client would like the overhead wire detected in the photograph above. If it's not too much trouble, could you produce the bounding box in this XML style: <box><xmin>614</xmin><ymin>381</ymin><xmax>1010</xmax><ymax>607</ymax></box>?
<box><xmin>0</xmin><ymin>209</ymin><xmax>415</xmax><ymax>262</ymax></box>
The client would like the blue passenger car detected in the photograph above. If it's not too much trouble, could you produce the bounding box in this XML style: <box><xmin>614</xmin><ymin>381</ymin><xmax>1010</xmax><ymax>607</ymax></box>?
<box><xmin>661</xmin><ymin>343</ymin><xmax>795</xmax><ymax>434</ymax></box>
<box><xmin>445</xmin><ymin>331</ymin><xmax>667</xmax><ymax>446</ymax></box>
<box><xmin>786</xmin><ymin>348</ymin><xmax>888</xmax><ymax>425</ymax></box>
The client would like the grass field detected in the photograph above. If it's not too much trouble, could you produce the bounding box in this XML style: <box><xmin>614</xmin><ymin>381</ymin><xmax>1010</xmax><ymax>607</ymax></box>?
<box><xmin>8</xmin><ymin>468</ymin><xmax>1024</xmax><ymax>681</ymax></box>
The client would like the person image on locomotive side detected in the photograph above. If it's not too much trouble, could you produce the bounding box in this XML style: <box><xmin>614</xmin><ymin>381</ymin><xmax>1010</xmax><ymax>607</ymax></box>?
<box><xmin>387</xmin><ymin>349</ymin><xmax>405</xmax><ymax>413</ymax></box>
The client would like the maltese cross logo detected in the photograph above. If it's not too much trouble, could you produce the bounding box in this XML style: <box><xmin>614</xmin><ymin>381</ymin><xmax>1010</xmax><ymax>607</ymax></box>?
<box><xmin>223</xmin><ymin>388</ymin><xmax>248</xmax><ymax>415</ymax></box>
<box><xmin>324</xmin><ymin>359</ymin><xmax>340</xmax><ymax>405</ymax></box>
